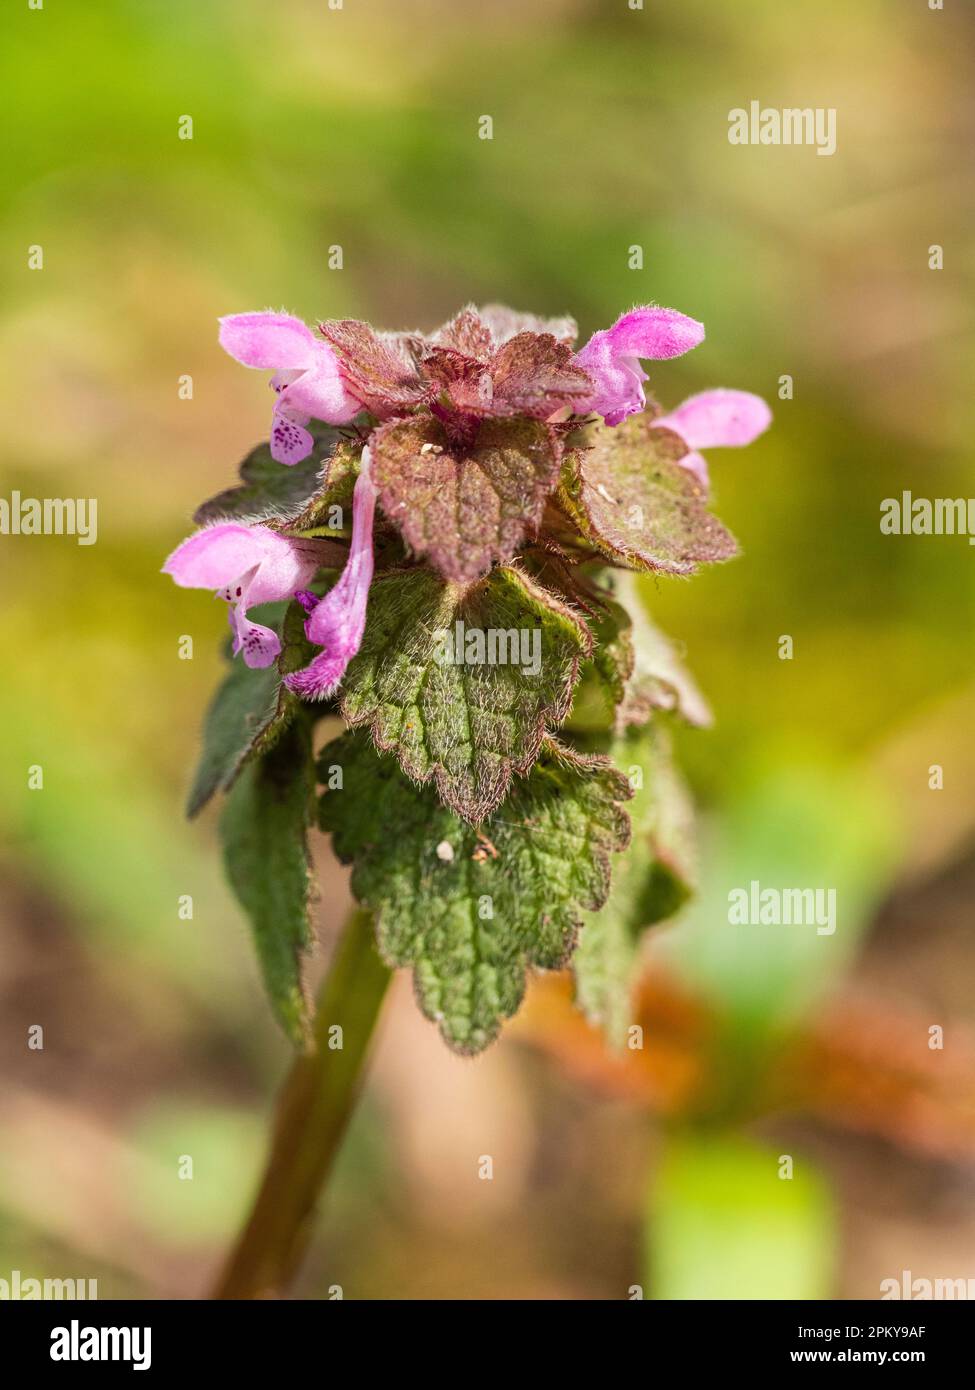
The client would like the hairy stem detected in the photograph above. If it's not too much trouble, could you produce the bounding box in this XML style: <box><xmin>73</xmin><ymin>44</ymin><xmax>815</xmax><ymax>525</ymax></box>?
<box><xmin>212</xmin><ymin>909</ymin><xmax>391</xmax><ymax>1299</ymax></box>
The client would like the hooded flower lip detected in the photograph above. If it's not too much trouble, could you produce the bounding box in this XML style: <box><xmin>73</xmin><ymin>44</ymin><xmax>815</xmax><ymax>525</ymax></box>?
<box><xmin>574</xmin><ymin>306</ymin><xmax>706</xmax><ymax>427</ymax></box>
<box><xmin>655</xmin><ymin>388</ymin><xmax>772</xmax><ymax>489</ymax></box>
<box><xmin>219</xmin><ymin>312</ymin><xmax>360</xmax><ymax>466</ymax></box>
<box><xmin>284</xmin><ymin>452</ymin><xmax>378</xmax><ymax>701</ymax></box>
<box><xmin>162</xmin><ymin>522</ymin><xmax>323</xmax><ymax>668</ymax></box>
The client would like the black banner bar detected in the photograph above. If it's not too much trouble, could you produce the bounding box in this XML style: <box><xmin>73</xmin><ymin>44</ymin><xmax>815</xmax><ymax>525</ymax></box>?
<box><xmin>0</xmin><ymin>1298</ymin><xmax>964</xmax><ymax>1374</ymax></box>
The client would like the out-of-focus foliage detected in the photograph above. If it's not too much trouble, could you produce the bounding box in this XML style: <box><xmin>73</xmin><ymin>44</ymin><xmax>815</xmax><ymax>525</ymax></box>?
<box><xmin>647</xmin><ymin>1134</ymin><xmax>834</xmax><ymax>1300</ymax></box>
<box><xmin>655</xmin><ymin>761</ymin><xmax>899</xmax><ymax>1035</ymax></box>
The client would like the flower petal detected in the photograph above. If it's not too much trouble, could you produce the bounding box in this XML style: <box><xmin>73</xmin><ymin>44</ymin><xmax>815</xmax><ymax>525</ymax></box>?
<box><xmin>283</xmin><ymin>647</ymin><xmax>350</xmax><ymax>699</ymax></box>
<box><xmin>229</xmin><ymin>609</ymin><xmax>281</xmax><ymax>668</ymax></box>
<box><xmin>285</xmin><ymin>462</ymin><xmax>377</xmax><ymax>700</ymax></box>
<box><xmin>276</xmin><ymin>352</ymin><xmax>360</xmax><ymax>425</ymax></box>
<box><xmin>162</xmin><ymin>523</ymin><xmax>283</xmax><ymax>590</ymax></box>
<box><xmin>573</xmin><ymin>341</ymin><xmax>646</xmax><ymax>426</ymax></box>
<box><xmin>674</xmin><ymin>449</ymin><xmax>710</xmax><ymax>490</ymax></box>
<box><xmin>656</xmin><ymin>389</ymin><xmax>772</xmax><ymax>450</ymax></box>
<box><xmin>218</xmin><ymin>312</ymin><xmax>318</xmax><ymax>370</ymax></box>
<box><xmin>574</xmin><ymin>306</ymin><xmax>705</xmax><ymax>426</ymax></box>
<box><xmin>599</xmin><ymin>307</ymin><xmax>705</xmax><ymax>360</ymax></box>
<box><xmin>270</xmin><ymin>408</ymin><xmax>315</xmax><ymax>465</ymax></box>
<box><xmin>242</xmin><ymin>537</ymin><xmax>321</xmax><ymax>608</ymax></box>
<box><xmin>162</xmin><ymin>522</ymin><xmax>315</xmax><ymax>602</ymax></box>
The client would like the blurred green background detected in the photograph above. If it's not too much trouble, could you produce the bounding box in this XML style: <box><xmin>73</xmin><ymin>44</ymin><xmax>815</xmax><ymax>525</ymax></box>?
<box><xmin>2</xmin><ymin>0</ymin><xmax>974</xmax><ymax>1300</ymax></box>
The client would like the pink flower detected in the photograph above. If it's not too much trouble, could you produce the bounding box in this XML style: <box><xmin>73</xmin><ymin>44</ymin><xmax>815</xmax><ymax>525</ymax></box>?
<box><xmin>219</xmin><ymin>312</ymin><xmax>360</xmax><ymax>465</ymax></box>
<box><xmin>285</xmin><ymin>454</ymin><xmax>378</xmax><ymax>701</ymax></box>
<box><xmin>163</xmin><ymin>522</ymin><xmax>322</xmax><ymax>668</ymax></box>
<box><xmin>575</xmin><ymin>306</ymin><xmax>705</xmax><ymax>426</ymax></box>
<box><xmin>655</xmin><ymin>388</ymin><xmax>772</xmax><ymax>489</ymax></box>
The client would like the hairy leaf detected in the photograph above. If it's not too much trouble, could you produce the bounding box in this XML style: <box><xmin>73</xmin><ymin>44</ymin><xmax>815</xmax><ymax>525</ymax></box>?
<box><xmin>319</xmin><ymin>733</ymin><xmax>632</xmax><ymax>1053</ymax></box>
<box><xmin>489</xmin><ymin>332</ymin><xmax>593</xmax><ymax>417</ymax></box>
<box><xmin>618</xmin><ymin>573</ymin><xmax>712</xmax><ymax>728</ymax></box>
<box><xmin>220</xmin><ymin>719</ymin><xmax>316</xmax><ymax>1046</ymax></box>
<box><xmin>565</xmin><ymin>594</ymin><xmax>638</xmax><ymax>734</ymax></box>
<box><xmin>186</xmin><ymin>660</ymin><xmax>281</xmax><ymax>818</ymax></box>
<box><xmin>559</xmin><ymin>417</ymin><xmax>738</xmax><ymax>575</ymax></box>
<box><xmin>186</xmin><ymin>598</ymin><xmax>324</xmax><ymax>817</ymax></box>
<box><xmin>282</xmin><ymin>438</ymin><xmax>362</xmax><ymax>535</ymax></box>
<box><xmin>193</xmin><ymin>427</ymin><xmax>343</xmax><ymax>526</ymax></box>
<box><xmin>370</xmin><ymin>414</ymin><xmax>561</xmax><ymax>582</ymax></box>
<box><xmin>318</xmin><ymin>318</ymin><xmax>429</xmax><ymax>415</ymax></box>
<box><xmin>417</xmin><ymin>322</ymin><xmax>591</xmax><ymax>419</ymax></box>
<box><xmin>477</xmin><ymin>303</ymin><xmax>578</xmax><ymax>346</ymax></box>
<box><xmin>573</xmin><ymin>724</ymin><xmax>696</xmax><ymax>1045</ymax></box>
<box><xmin>432</xmin><ymin>306</ymin><xmax>495</xmax><ymax>359</ymax></box>
<box><xmin>567</xmin><ymin>572</ymin><xmax>712</xmax><ymax>733</ymax></box>
<box><xmin>420</xmin><ymin>345</ymin><xmax>493</xmax><ymax>414</ymax></box>
<box><xmin>341</xmin><ymin>564</ymin><xmax>591</xmax><ymax>821</ymax></box>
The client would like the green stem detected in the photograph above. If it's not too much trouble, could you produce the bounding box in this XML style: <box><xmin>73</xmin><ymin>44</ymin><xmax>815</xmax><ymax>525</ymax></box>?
<box><xmin>212</xmin><ymin>909</ymin><xmax>391</xmax><ymax>1299</ymax></box>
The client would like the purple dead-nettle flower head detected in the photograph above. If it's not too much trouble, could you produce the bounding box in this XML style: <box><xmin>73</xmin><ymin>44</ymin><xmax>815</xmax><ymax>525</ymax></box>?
<box><xmin>179</xmin><ymin>302</ymin><xmax>768</xmax><ymax>704</ymax></box>
<box><xmin>162</xmin><ymin>522</ymin><xmax>325</xmax><ymax>667</ymax></box>
<box><xmin>316</xmin><ymin>305</ymin><xmax>593</xmax><ymax>435</ymax></box>
<box><xmin>285</xmin><ymin>450</ymin><xmax>378</xmax><ymax>701</ymax></box>
<box><xmin>574</xmin><ymin>306</ymin><xmax>706</xmax><ymax>427</ymax></box>
<box><xmin>219</xmin><ymin>312</ymin><xmax>361</xmax><ymax>465</ymax></box>
<box><xmin>656</xmin><ymin>388</ymin><xmax>772</xmax><ymax>490</ymax></box>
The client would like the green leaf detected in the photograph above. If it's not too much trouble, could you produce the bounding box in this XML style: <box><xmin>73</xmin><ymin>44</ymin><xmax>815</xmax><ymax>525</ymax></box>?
<box><xmin>186</xmin><ymin>599</ymin><xmax>322</xmax><ymax>817</ymax></box>
<box><xmin>566</xmin><ymin>571</ymin><xmax>711</xmax><ymax>734</ymax></box>
<box><xmin>283</xmin><ymin>438</ymin><xmax>362</xmax><ymax>535</ymax></box>
<box><xmin>369</xmin><ymin>414</ymin><xmax>562</xmax><ymax>582</ymax></box>
<box><xmin>621</xmin><ymin>574</ymin><xmax>712</xmax><ymax>727</ymax></box>
<box><xmin>573</xmin><ymin>723</ymin><xmax>695</xmax><ymax>1044</ymax></box>
<box><xmin>193</xmin><ymin>427</ymin><xmax>344</xmax><ymax>526</ymax></box>
<box><xmin>186</xmin><ymin>659</ymin><xmax>282</xmax><ymax>818</ymax></box>
<box><xmin>655</xmin><ymin>761</ymin><xmax>898</xmax><ymax>1033</ymax></box>
<box><xmin>559</xmin><ymin>416</ymin><xmax>738</xmax><ymax>575</ymax></box>
<box><xmin>341</xmin><ymin>564</ymin><xmax>592</xmax><ymax>822</ymax></box>
<box><xmin>220</xmin><ymin>718</ymin><xmax>316</xmax><ymax>1046</ymax></box>
<box><xmin>318</xmin><ymin>318</ymin><xmax>430</xmax><ymax>414</ymax></box>
<box><xmin>318</xmin><ymin>732</ymin><xmax>632</xmax><ymax>1053</ymax></box>
<box><xmin>564</xmin><ymin>591</ymin><xmax>638</xmax><ymax>734</ymax></box>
